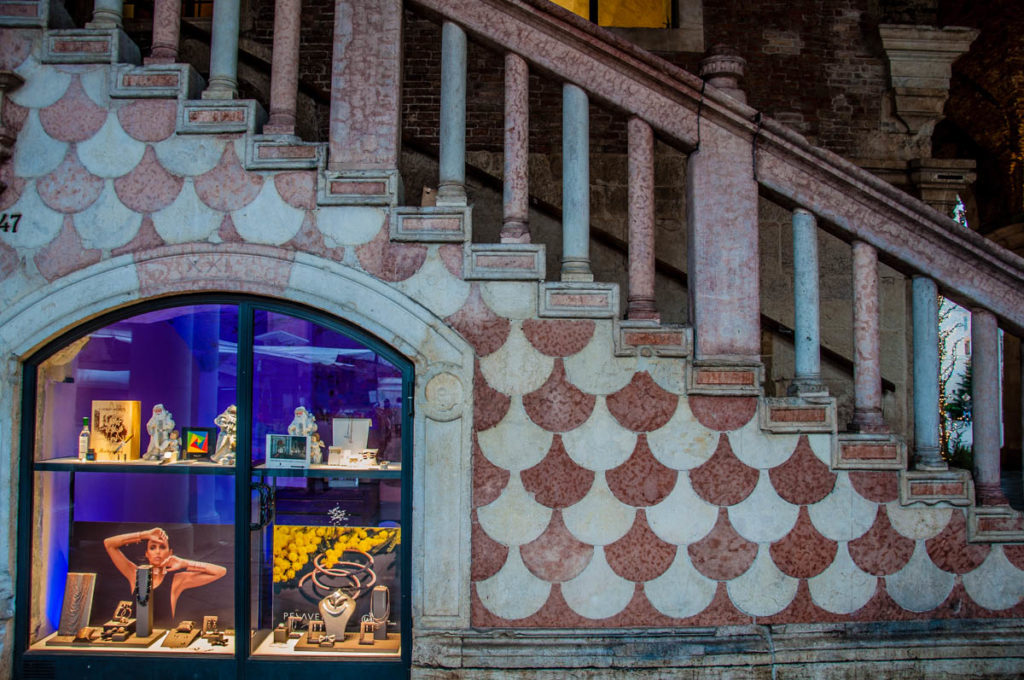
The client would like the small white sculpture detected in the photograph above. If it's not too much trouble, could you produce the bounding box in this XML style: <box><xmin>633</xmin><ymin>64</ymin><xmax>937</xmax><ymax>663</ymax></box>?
<box><xmin>288</xmin><ymin>406</ymin><xmax>317</xmax><ymax>437</ymax></box>
<box><xmin>159</xmin><ymin>430</ymin><xmax>181</xmax><ymax>463</ymax></box>
<box><xmin>144</xmin><ymin>404</ymin><xmax>175</xmax><ymax>461</ymax></box>
<box><xmin>212</xmin><ymin>405</ymin><xmax>237</xmax><ymax>465</ymax></box>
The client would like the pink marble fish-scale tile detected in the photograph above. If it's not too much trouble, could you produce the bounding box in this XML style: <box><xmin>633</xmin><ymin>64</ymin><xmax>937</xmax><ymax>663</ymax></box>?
<box><xmin>273</xmin><ymin>172</ymin><xmax>316</xmax><ymax>210</ymax></box>
<box><xmin>606</xmin><ymin>434</ymin><xmax>677</xmax><ymax>507</ymax></box>
<box><xmin>193</xmin><ymin>145</ymin><xmax>264</xmax><ymax>212</ymax></box>
<box><xmin>38</xmin><ymin>76</ymin><xmax>108</xmax><ymax>144</ymax></box>
<box><xmin>769</xmin><ymin>506</ymin><xmax>838</xmax><ymax>579</ymax></box>
<box><xmin>0</xmin><ymin>29</ymin><xmax>32</xmax><ymax>70</ymax></box>
<box><xmin>757</xmin><ymin>579</ymin><xmax>846</xmax><ymax>625</ymax></box>
<box><xmin>847</xmin><ymin>505</ymin><xmax>915</xmax><ymax>576</ymax></box>
<box><xmin>116</xmin><ymin>100</ymin><xmax>177</xmax><ymax>143</ymax></box>
<box><xmin>0</xmin><ymin>238</ymin><xmax>18</xmax><ymax>280</ymax></box>
<box><xmin>768</xmin><ymin>435</ymin><xmax>836</xmax><ymax>506</ymax></box>
<box><xmin>355</xmin><ymin>224</ymin><xmax>428</xmax><ymax>283</ymax></box>
<box><xmin>605</xmin><ymin>371</ymin><xmax>678</xmax><ymax>432</ymax></box>
<box><xmin>0</xmin><ymin>164</ymin><xmax>25</xmax><ymax>211</ymax></box>
<box><xmin>925</xmin><ymin>510</ymin><xmax>990</xmax><ymax>575</ymax></box>
<box><xmin>2</xmin><ymin>98</ymin><xmax>27</xmax><ymax>133</ymax></box>
<box><xmin>848</xmin><ymin>470</ymin><xmax>900</xmax><ymax>503</ymax></box>
<box><xmin>605</xmin><ymin>510</ymin><xmax>675</xmax><ymax>582</ymax></box>
<box><xmin>689</xmin><ymin>434</ymin><xmax>760</xmax><ymax>506</ymax></box>
<box><xmin>471</xmin><ymin>510</ymin><xmax>510</xmax><ymax>582</ymax></box>
<box><xmin>521</xmin><ymin>436</ymin><xmax>595</xmax><ymax>509</ymax></box>
<box><xmin>216</xmin><ymin>214</ymin><xmax>244</xmax><ymax>243</ymax></box>
<box><xmin>284</xmin><ymin>212</ymin><xmax>345</xmax><ymax>262</ymax></box>
<box><xmin>688</xmin><ymin>396</ymin><xmax>758</xmax><ymax>431</ymax></box>
<box><xmin>438</xmin><ymin>243</ymin><xmax>463</xmax><ymax>278</ymax></box>
<box><xmin>36</xmin><ymin>147</ymin><xmax>104</xmax><ymax>213</ymax></box>
<box><xmin>473</xmin><ymin>361</ymin><xmax>511</xmax><ymax>431</ymax></box>
<box><xmin>687</xmin><ymin>507</ymin><xmax>758</xmax><ymax>580</ymax></box>
<box><xmin>112</xmin><ymin>215</ymin><xmax>164</xmax><ymax>256</ymax></box>
<box><xmin>520</xmin><ymin>510</ymin><xmax>594</xmax><ymax>583</ymax></box>
<box><xmin>446</xmin><ymin>284</ymin><xmax>510</xmax><ymax>358</ymax></box>
<box><xmin>473</xmin><ymin>434</ymin><xmax>510</xmax><ymax>508</ymax></box>
<box><xmin>521</xmin><ymin>319</ymin><xmax>595</xmax><ymax>357</ymax></box>
<box><xmin>1004</xmin><ymin>545</ymin><xmax>1024</xmax><ymax>571</ymax></box>
<box><xmin>522</xmin><ymin>359</ymin><xmax>595</xmax><ymax>433</ymax></box>
<box><xmin>34</xmin><ymin>215</ymin><xmax>101</xmax><ymax>282</ymax></box>
<box><xmin>673</xmin><ymin>581</ymin><xmax>753</xmax><ymax>627</ymax></box>
<box><xmin>113</xmin><ymin>146</ymin><xmax>183</xmax><ymax>214</ymax></box>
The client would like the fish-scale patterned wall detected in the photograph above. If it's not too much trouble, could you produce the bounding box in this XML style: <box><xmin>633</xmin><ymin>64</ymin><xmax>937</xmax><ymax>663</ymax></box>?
<box><xmin>456</xmin><ymin>293</ymin><xmax>1024</xmax><ymax>627</ymax></box>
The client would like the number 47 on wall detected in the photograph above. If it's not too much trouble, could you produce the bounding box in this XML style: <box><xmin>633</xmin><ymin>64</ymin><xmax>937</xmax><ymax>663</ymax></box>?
<box><xmin>0</xmin><ymin>213</ymin><xmax>21</xmax><ymax>232</ymax></box>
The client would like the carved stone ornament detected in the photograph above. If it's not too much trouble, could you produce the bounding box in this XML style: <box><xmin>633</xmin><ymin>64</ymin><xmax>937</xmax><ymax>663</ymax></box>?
<box><xmin>421</xmin><ymin>369</ymin><xmax>464</xmax><ymax>422</ymax></box>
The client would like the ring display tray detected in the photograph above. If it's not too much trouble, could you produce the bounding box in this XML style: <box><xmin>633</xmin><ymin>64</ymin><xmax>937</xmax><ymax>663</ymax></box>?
<box><xmin>45</xmin><ymin>629</ymin><xmax>165</xmax><ymax>648</ymax></box>
<box><xmin>294</xmin><ymin>632</ymin><xmax>400</xmax><ymax>653</ymax></box>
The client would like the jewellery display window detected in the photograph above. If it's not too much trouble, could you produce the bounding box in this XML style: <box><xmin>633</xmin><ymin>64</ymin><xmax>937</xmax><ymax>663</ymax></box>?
<box><xmin>18</xmin><ymin>297</ymin><xmax>412</xmax><ymax>679</ymax></box>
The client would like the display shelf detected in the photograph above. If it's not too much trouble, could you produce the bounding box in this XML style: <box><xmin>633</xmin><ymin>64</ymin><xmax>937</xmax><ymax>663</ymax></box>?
<box><xmin>251</xmin><ymin>463</ymin><xmax>402</xmax><ymax>480</ymax></box>
<box><xmin>250</xmin><ymin>630</ymin><xmax>400</xmax><ymax>658</ymax></box>
<box><xmin>30</xmin><ymin>631</ymin><xmax>235</xmax><ymax>655</ymax></box>
<box><xmin>34</xmin><ymin>458</ymin><xmax>236</xmax><ymax>475</ymax></box>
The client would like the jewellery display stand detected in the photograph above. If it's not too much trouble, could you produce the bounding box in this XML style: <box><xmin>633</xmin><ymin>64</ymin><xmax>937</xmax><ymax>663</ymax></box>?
<box><xmin>56</xmin><ymin>572</ymin><xmax>96</xmax><ymax>636</ymax></box>
<box><xmin>47</xmin><ymin>600</ymin><xmax>164</xmax><ymax>648</ymax></box>
<box><xmin>161</xmin><ymin>621</ymin><xmax>201</xmax><ymax>648</ymax></box>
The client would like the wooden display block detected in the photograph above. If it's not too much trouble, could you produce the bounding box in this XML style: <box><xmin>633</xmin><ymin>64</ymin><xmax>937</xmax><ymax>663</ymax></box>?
<box><xmin>46</xmin><ymin>629</ymin><xmax>164</xmax><ymax>648</ymax></box>
<box><xmin>294</xmin><ymin>632</ymin><xmax>400</xmax><ymax>654</ymax></box>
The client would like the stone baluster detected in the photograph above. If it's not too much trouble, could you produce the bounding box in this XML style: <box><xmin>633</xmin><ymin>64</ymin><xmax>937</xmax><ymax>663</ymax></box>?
<box><xmin>202</xmin><ymin>0</ymin><xmax>242</xmax><ymax>99</ymax></box>
<box><xmin>264</xmin><ymin>0</ymin><xmax>303</xmax><ymax>135</ymax></box>
<box><xmin>972</xmin><ymin>309</ymin><xmax>1006</xmax><ymax>504</ymax></box>
<box><xmin>688</xmin><ymin>47</ymin><xmax>759</xmax><ymax>361</ymax></box>
<box><xmin>911</xmin><ymin>276</ymin><xmax>945</xmax><ymax>469</ymax></box>
<box><xmin>438</xmin><ymin>21</ymin><xmax>468</xmax><ymax>206</ymax></box>
<box><xmin>627</xmin><ymin>116</ymin><xmax>658</xmax><ymax>321</ymax></box>
<box><xmin>849</xmin><ymin>241</ymin><xmax>887</xmax><ymax>432</ymax></box>
<box><xmin>561</xmin><ymin>83</ymin><xmax>593</xmax><ymax>282</ymax></box>
<box><xmin>146</xmin><ymin>0</ymin><xmax>182</xmax><ymax>64</ymax></box>
<box><xmin>790</xmin><ymin>208</ymin><xmax>824</xmax><ymax>395</ymax></box>
<box><xmin>88</xmin><ymin>0</ymin><xmax>123</xmax><ymax>28</ymax></box>
<box><xmin>501</xmin><ymin>53</ymin><xmax>530</xmax><ymax>243</ymax></box>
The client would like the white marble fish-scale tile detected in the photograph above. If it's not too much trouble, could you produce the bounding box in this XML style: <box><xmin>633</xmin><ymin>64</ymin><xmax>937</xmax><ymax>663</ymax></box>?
<box><xmin>475</xmin><ymin>547</ymin><xmax>552</xmax><ymax>621</ymax></box>
<box><xmin>561</xmin><ymin>548</ymin><xmax>635</xmax><ymax>620</ymax></box>
<box><xmin>561</xmin><ymin>398</ymin><xmax>636</xmax><ymax>472</ymax></box>
<box><xmin>564</xmin><ymin>326</ymin><xmax>634</xmax><ymax>396</ymax></box>
<box><xmin>11</xmin><ymin>56</ymin><xmax>71</xmax><ymax>108</ymax></box>
<box><xmin>729</xmin><ymin>416</ymin><xmax>800</xmax><ymax>470</ymax></box>
<box><xmin>885</xmin><ymin>503</ymin><xmax>953</xmax><ymax>541</ymax></box>
<box><xmin>316</xmin><ymin>206</ymin><xmax>387</xmax><ymax>247</ymax></box>
<box><xmin>479</xmin><ymin>323</ymin><xmax>554</xmax><ymax>396</ymax></box>
<box><xmin>75</xmin><ymin>182</ymin><xmax>142</xmax><ymax>250</ymax></box>
<box><xmin>646</xmin><ymin>473</ymin><xmax>719</xmax><ymax>545</ymax></box>
<box><xmin>562</xmin><ymin>473</ymin><xmax>636</xmax><ymax>546</ymax></box>
<box><xmin>726</xmin><ymin>546</ymin><xmax>800</xmax><ymax>617</ymax></box>
<box><xmin>808</xmin><ymin>542</ymin><xmax>877</xmax><ymax>614</ymax></box>
<box><xmin>2</xmin><ymin>182</ymin><xmax>64</xmax><ymax>248</ymax></box>
<box><xmin>806</xmin><ymin>472</ymin><xmax>877</xmax><ymax>542</ymax></box>
<box><xmin>151</xmin><ymin>179</ymin><xmax>222</xmax><ymax>244</ymax></box>
<box><xmin>395</xmin><ymin>248</ymin><xmax>471</xmax><ymax>319</ymax></box>
<box><xmin>77</xmin><ymin>114</ymin><xmax>146</xmax><ymax>179</ymax></box>
<box><xmin>476</xmin><ymin>397</ymin><xmax>553</xmax><ymax>472</ymax></box>
<box><xmin>885</xmin><ymin>541</ymin><xmax>955</xmax><ymax>612</ymax></box>
<box><xmin>644</xmin><ymin>548</ymin><xmax>718</xmax><ymax>619</ymax></box>
<box><xmin>962</xmin><ymin>546</ymin><xmax>1024</xmax><ymax>611</ymax></box>
<box><xmin>13</xmin><ymin>111</ymin><xmax>68</xmax><ymax>178</ymax></box>
<box><xmin>476</xmin><ymin>474</ymin><xmax>553</xmax><ymax>547</ymax></box>
<box><xmin>646</xmin><ymin>399</ymin><xmax>718</xmax><ymax>471</ymax></box>
<box><xmin>728</xmin><ymin>474</ymin><xmax>800</xmax><ymax>543</ymax></box>
<box><xmin>232</xmin><ymin>181</ymin><xmax>306</xmax><ymax>246</ymax></box>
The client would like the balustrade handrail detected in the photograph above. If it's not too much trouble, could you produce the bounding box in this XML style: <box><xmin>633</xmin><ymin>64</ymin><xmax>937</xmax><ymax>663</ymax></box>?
<box><xmin>409</xmin><ymin>0</ymin><xmax>1024</xmax><ymax>334</ymax></box>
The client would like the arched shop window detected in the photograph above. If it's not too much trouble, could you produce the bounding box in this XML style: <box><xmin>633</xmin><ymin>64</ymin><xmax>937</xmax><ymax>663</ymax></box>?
<box><xmin>17</xmin><ymin>296</ymin><xmax>412</xmax><ymax>680</ymax></box>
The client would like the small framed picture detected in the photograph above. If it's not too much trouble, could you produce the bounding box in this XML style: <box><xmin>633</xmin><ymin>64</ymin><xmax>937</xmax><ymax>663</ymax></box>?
<box><xmin>266</xmin><ymin>434</ymin><xmax>310</xmax><ymax>468</ymax></box>
<box><xmin>181</xmin><ymin>427</ymin><xmax>217</xmax><ymax>461</ymax></box>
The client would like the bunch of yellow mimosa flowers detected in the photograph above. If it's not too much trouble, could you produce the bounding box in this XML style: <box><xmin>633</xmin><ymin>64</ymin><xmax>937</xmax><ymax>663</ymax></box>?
<box><xmin>272</xmin><ymin>525</ymin><xmax>400</xmax><ymax>585</ymax></box>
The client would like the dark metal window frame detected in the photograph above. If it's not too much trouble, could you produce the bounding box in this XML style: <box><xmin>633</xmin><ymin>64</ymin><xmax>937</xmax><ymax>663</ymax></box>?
<box><xmin>15</xmin><ymin>293</ymin><xmax>414</xmax><ymax>680</ymax></box>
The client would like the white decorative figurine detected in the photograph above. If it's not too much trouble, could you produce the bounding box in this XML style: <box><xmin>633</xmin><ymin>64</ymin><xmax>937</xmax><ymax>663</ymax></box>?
<box><xmin>144</xmin><ymin>404</ymin><xmax>175</xmax><ymax>461</ymax></box>
<box><xmin>310</xmin><ymin>432</ymin><xmax>325</xmax><ymax>465</ymax></box>
<box><xmin>288</xmin><ymin>406</ymin><xmax>317</xmax><ymax>437</ymax></box>
<box><xmin>212</xmin><ymin>405</ymin><xmax>237</xmax><ymax>465</ymax></box>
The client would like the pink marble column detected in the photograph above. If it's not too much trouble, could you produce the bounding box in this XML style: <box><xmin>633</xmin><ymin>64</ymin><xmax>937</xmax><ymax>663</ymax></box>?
<box><xmin>686</xmin><ymin>123</ymin><xmax>759</xmax><ymax>360</ymax></box>
<box><xmin>849</xmin><ymin>240</ymin><xmax>887</xmax><ymax>433</ymax></box>
<box><xmin>627</xmin><ymin>116</ymin><xmax>658</xmax><ymax>321</ymax></box>
<box><xmin>972</xmin><ymin>308</ymin><xmax>1007</xmax><ymax>504</ymax></box>
<box><xmin>264</xmin><ymin>0</ymin><xmax>302</xmax><ymax>135</ymax></box>
<box><xmin>328</xmin><ymin>0</ymin><xmax>402</xmax><ymax>171</ymax></box>
<box><xmin>146</xmin><ymin>0</ymin><xmax>181</xmax><ymax>64</ymax></box>
<box><xmin>501</xmin><ymin>52</ymin><xmax>530</xmax><ymax>243</ymax></box>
